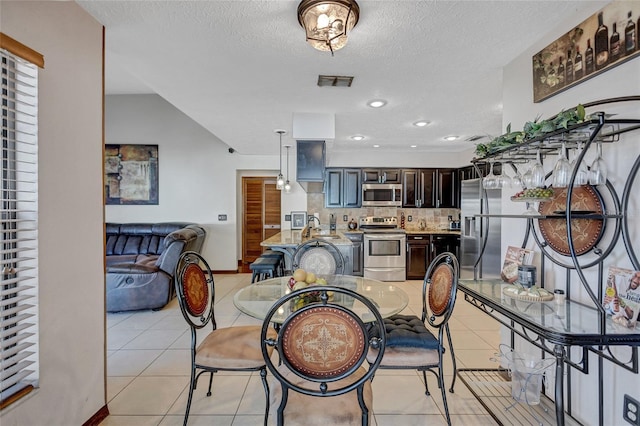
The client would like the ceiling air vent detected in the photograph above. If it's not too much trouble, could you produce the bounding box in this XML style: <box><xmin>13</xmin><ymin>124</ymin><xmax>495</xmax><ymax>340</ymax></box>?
<box><xmin>317</xmin><ymin>75</ymin><xmax>354</xmax><ymax>87</ymax></box>
<box><xmin>465</xmin><ymin>135</ymin><xmax>487</xmax><ymax>142</ymax></box>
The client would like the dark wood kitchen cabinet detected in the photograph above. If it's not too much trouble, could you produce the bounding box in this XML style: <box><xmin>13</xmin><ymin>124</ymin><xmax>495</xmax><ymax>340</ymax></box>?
<box><xmin>362</xmin><ymin>168</ymin><xmax>401</xmax><ymax>183</ymax></box>
<box><xmin>402</xmin><ymin>168</ymin><xmax>456</xmax><ymax>208</ymax></box>
<box><xmin>406</xmin><ymin>233</ymin><xmax>460</xmax><ymax>279</ymax></box>
<box><xmin>406</xmin><ymin>234</ymin><xmax>430</xmax><ymax>279</ymax></box>
<box><xmin>402</xmin><ymin>169</ymin><xmax>434</xmax><ymax>208</ymax></box>
<box><xmin>324</xmin><ymin>168</ymin><xmax>361</xmax><ymax>208</ymax></box>
<box><xmin>344</xmin><ymin>232</ymin><xmax>363</xmax><ymax>276</ymax></box>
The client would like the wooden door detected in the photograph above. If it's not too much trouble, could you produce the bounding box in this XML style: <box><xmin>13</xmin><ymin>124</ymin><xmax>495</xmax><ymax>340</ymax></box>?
<box><xmin>242</xmin><ymin>177</ymin><xmax>281</xmax><ymax>272</ymax></box>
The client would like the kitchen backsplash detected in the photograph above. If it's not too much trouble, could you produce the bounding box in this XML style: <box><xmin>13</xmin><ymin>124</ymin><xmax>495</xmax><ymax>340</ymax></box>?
<box><xmin>306</xmin><ymin>193</ymin><xmax>460</xmax><ymax>231</ymax></box>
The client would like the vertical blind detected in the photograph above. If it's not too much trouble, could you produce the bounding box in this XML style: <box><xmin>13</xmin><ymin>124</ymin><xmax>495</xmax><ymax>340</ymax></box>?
<box><xmin>0</xmin><ymin>47</ymin><xmax>39</xmax><ymax>407</ymax></box>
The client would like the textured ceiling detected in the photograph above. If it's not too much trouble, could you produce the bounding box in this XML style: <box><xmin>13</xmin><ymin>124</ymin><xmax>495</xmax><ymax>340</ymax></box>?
<box><xmin>77</xmin><ymin>0</ymin><xmax>603</xmax><ymax>156</ymax></box>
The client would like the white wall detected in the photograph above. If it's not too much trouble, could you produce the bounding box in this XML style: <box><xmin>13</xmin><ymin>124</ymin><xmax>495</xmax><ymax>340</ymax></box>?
<box><xmin>105</xmin><ymin>94</ymin><xmax>291</xmax><ymax>270</ymax></box>
<box><xmin>501</xmin><ymin>1</ymin><xmax>640</xmax><ymax>424</ymax></box>
<box><xmin>1</xmin><ymin>2</ymin><xmax>105</xmax><ymax>425</ymax></box>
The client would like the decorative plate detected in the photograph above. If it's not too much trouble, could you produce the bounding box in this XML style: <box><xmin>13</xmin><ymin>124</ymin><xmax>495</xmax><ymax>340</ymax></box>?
<box><xmin>428</xmin><ymin>263</ymin><xmax>454</xmax><ymax>316</ymax></box>
<box><xmin>538</xmin><ymin>185</ymin><xmax>604</xmax><ymax>256</ymax></box>
<box><xmin>299</xmin><ymin>247</ymin><xmax>337</xmax><ymax>275</ymax></box>
<box><xmin>182</xmin><ymin>263</ymin><xmax>208</xmax><ymax>316</ymax></box>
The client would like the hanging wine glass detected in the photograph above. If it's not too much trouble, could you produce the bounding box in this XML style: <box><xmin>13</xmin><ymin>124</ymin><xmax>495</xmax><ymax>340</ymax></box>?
<box><xmin>522</xmin><ymin>167</ymin><xmax>533</xmax><ymax>189</ymax></box>
<box><xmin>531</xmin><ymin>149</ymin><xmax>546</xmax><ymax>188</ymax></box>
<box><xmin>511</xmin><ymin>164</ymin><xmax>524</xmax><ymax>189</ymax></box>
<box><xmin>589</xmin><ymin>141</ymin><xmax>607</xmax><ymax>185</ymax></box>
<box><xmin>570</xmin><ymin>142</ymin><xmax>589</xmax><ymax>186</ymax></box>
<box><xmin>552</xmin><ymin>142</ymin><xmax>571</xmax><ymax>188</ymax></box>
<box><xmin>496</xmin><ymin>162</ymin><xmax>512</xmax><ymax>189</ymax></box>
<box><xmin>483</xmin><ymin>160</ymin><xmax>498</xmax><ymax>190</ymax></box>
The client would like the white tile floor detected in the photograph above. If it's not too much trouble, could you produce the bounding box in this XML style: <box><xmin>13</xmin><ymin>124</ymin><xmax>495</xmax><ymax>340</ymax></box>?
<box><xmin>102</xmin><ymin>274</ymin><xmax>501</xmax><ymax>425</ymax></box>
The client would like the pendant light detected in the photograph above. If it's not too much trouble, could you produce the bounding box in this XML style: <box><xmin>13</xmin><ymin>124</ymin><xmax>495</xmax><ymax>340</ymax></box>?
<box><xmin>284</xmin><ymin>145</ymin><xmax>292</xmax><ymax>193</ymax></box>
<box><xmin>275</xmin><ymin>129</ymin><xmax>286</xmax><ymax>190</ymax></box>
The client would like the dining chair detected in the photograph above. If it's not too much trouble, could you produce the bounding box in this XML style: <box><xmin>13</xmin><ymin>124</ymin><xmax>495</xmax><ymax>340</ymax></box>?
<box><xmin>174</xmin><ymin>251</ymin><xmax>276</xmax><ymax>426</ymax></box>
<box><xmin>261</xmin><ymin>285</ymin><xmax>386</xmax><ymax>425</ymax></box>
<box><xmin>291</xmin><ymin>238</ymin><xmax>345</xmax><ymax>275</ymax></box>
<box><xmin>367</xmin><ymin>252</ymin><xmax>459</xmax><ymax>426</ymax></box>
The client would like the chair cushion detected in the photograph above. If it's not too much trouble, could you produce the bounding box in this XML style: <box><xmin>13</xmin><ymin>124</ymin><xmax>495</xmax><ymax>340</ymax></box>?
<box><xmin>268</xmin><ymin>364</ymin><xmax>372</xmax><ymax>426</ymax></box>
<box><xmin>370</xmin><ymin>314</ymin><xmax>439</xmax><ymax>349</ymax></box>
<box><xmin>195</xmin><ymin>325</ymin><xmax>276</xmax><ymax>369</ymax></box>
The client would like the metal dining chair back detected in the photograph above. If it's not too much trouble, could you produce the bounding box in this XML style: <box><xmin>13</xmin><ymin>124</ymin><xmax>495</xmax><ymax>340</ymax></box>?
<box><xmin>367</xmin><ymin>252</ymin><xmax>459</xmax><ymax>426</ymax></box>
<box><xmin>175</xmin><ymin>251</ymin><xmax>274</xmax><ymax>426</ymax></box>
<box><xmin>291</xmin><ymin>238</ymin><xmax>345</xmax><ymax>275</ymax></box>
<box><xmin>261</xmin><ymin>285</ymin><xmax>386</xmax><ymax>425</ymax></box>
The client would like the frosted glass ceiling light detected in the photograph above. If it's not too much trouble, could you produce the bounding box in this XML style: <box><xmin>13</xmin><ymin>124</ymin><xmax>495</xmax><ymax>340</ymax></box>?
<box><xmin>275</xmin><ymin>129</ymin><xmax>286</xmax><ymax>190</ymax></box>
<box><xmin>298</xmin><ymin>0</ymin><xmax>360</xmax><ymax>56</ymax></box>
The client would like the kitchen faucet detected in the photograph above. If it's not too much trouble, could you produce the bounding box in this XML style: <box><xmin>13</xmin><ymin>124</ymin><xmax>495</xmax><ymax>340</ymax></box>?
<box><xmin>303</xmin><ymin>216</ymin><xmax>320</xmax><ymax>238</ymax></box>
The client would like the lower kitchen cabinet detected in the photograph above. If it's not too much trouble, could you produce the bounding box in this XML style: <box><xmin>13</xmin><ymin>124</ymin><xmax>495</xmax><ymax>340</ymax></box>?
<box><xmin>344</xmin><ymin>232</ymin><xmax>363</xmax><ymax>276</ymax></box>
<box><xmin>406</xmin><ymin>234</ymin><xmax>460</xmax><ymax>279</ymax></box>
<box><xmin>406</xmin><ymin>235</ymin><xmax>430</xmax><ymax>279</ymax></box>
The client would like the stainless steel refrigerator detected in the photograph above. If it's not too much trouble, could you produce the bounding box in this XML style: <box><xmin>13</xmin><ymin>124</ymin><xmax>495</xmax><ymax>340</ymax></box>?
<box><xmin>460</xmin><ymin>178</ymin><xmax>502</xmax><ymax>279</ymax></box>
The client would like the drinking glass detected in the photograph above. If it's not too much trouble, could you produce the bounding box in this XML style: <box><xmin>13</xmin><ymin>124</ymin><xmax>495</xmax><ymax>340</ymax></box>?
<box><xmin>483</xmin><ymin>160</ymin><xmax>498</xmax><ymax>190</ymax></box>
<box><xmin>496</xmin><ymin>163</ymin><xmax>512</xmax><ymax>189</ymax></box>
<box><xmin>589</xmin><ymin>141</ymin><xmax>607</xmax><ymax>185</ymax></box>
<box><xmin>552</xmin><ymin>142</ymin><xmax>571</xmax><ymax>188</ymax></box>
<box><xmin>511</xmin><ymin>165</ymin><xmax>524</xmax><ymax>189</ymax></box>
<box><xmin>570</xmin><ymin>142</ymin><xmax>589</xmax><ymax>186</ymax></box>
<box><xmin>531</xmin><ymin>149</ymin><xmax>546</xmax><ymax>188</ymax></box>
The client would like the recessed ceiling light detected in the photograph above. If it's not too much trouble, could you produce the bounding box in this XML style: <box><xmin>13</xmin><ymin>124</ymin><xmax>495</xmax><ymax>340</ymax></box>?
<box><xmin>410</xmin><ymin>145</ymin><xmax>417</xmax><ymax>148</ymax></box>
<box><xmin>443</xmin><ymin>135</ymin><xmax>459</xmax><ymax>141</ymax></box>
<box><xmin>367</xmin><ymin>99</ymin><xmax>387</xmax><ymax>108</ymax></box>
<box><xmin>351</xmin><ymin>135</ymin><xmax>365</xmax><ymax>141</ymax></box>
<box><xmin>413</xmin><ymin>120</ymin><xmax>430</xmax><ymax>127</ymax></box>
<box><xmin>373</xmin><ymin>144</ymin><xmax>380</xmax><ymax>148</ymax></box>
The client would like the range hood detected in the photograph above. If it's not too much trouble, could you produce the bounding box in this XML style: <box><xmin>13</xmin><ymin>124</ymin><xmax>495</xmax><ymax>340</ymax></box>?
<box><xmin>293</xmin><ymin>113</ymin><xmax>333</xmax><ymax>193</ymax></box>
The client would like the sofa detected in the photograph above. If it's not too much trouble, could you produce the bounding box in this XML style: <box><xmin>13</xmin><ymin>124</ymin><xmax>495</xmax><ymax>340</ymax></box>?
<box><xmin>106</xmin><ymin>222</ymin><xmax>206</xmax><ymax>312</ymax></box>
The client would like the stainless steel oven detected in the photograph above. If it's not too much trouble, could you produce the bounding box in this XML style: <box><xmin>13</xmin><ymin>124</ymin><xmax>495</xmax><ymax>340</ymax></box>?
<box><xmin>362</xmin><ymin>183</ymin><xmax>402</xmax><ymax>207</ymax></box>
<box><xmin>360</xmin><ymin>217</ymin><xmax>406</xmax><ymax>281</ymax></box>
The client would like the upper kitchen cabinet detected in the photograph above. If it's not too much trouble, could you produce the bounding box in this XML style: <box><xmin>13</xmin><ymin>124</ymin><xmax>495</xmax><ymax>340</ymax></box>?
<box><xmin>401</xmin><ymin>169</ymin><xmax>434</xmax><ymax>208</ymax></box>
<box><xmin>296</xmin><ymin>140</ymin><xmax>325</xmax><ymax>182</ymax></box>
<box><xmin>325</xmin><ymin>168</ymin><xmax>361</xmax><ymax>208</ymax></box>
<box><xmin>402</xmin><ymin>168</ymin><xmax>458</xmax><ymax>208</ymax></box>
<box><xmin>435</xmin><ymin>168</ymin><xmax>458</xmax><ymax>208</ymax></box>
<box><xmin>362</xmin><ymin>168</ymin><xmax>401</xmax><ymax>183</ymax></box>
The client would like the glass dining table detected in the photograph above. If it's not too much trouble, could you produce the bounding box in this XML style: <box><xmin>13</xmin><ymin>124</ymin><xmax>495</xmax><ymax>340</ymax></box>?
<box><xmin>233</xmin><ymin>275</ymin><xmax>409</xmax><ymax>324</ymax></box>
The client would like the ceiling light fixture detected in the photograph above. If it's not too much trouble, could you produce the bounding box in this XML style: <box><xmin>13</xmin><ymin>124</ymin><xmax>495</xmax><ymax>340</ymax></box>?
<box><xmin>413</xmin><ymin>120</ymin><xmax>430</xmax><ymax>127</ymax></box>
<box><xmin>373</xmin><ymin>144</ymin><xmax>380</xmax><ymax>148</ymax></box>
<box><xmin>443</xmin><ymin>135</ymin><xmax>459</xmax><ymax>141</ymax></box>
<box><xmin>367</xmin><ymin>99</ymin><xmax>387</xmax><ymax>108</ymax></box>
<box><xmin>275</xmin><ymin>129</ymin><xmax>286</xmax><ymax>190</ymax></box>
<box><xmin>284</xmin><ymin>145</ymin><xmax>292</xmax><ymax>193</ymax></box>
<box><xmin>297</xmin><ymin>0</ymin><xmax>360</xmax><ymax>56</ymax></box>
<box><xmin>410</xmin><ymin>145</ymin><xmax>417</xmax><ymax>148</ymax></box>
<box><xmin>351</xmin><ymin>135</ymin><xmax>364</xmax><ymax>141</ymax></box>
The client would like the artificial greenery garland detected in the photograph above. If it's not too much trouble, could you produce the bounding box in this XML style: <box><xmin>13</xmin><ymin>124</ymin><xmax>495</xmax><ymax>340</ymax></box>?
<box><xmin>474</xmin><ymin>104</ymin><xmax>586</xmax><ymax>158</ymax></box>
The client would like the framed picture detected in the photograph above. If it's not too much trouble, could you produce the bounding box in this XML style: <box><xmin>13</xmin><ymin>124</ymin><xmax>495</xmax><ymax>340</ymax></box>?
<box><xmin>291</xmin><ymin>211</ymin><xmax>307</xmax><ymax>230</ymax></box>
<box><xmin>533</xmin><ymin>2</ymin><xmax>640</xmax><ymax>103</ymax></box>
<box><xmin>105</xmin><ymin>144</ymin><xmax>159</xmax><ymax>205</ymax></box>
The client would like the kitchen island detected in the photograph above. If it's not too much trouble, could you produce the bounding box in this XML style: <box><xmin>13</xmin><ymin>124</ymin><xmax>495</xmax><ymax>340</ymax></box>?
<box><xmin>261</xmin><ymin>230</ymin><xmax>354</xmax><ymax>275</ymax></box>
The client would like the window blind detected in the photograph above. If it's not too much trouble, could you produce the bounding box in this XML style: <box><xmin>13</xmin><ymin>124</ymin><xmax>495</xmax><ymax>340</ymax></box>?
<box><xmin>0</xmin><ymin>47</ymin><xmax>39</xmax><ymax>408</ymax></box>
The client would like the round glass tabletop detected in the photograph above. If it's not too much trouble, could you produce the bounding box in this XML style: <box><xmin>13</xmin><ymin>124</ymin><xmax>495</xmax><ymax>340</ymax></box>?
<box><xmin>233</xmin><ymin>275</ymin><xmax>409</xmax><ymax>323</ymax></box>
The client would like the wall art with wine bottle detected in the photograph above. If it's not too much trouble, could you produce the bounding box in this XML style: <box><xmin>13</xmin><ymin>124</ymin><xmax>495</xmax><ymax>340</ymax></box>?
<box><xmin>533</xmin><ymin>2</ymin><xmax>640</xmax><ymax>103</ymax></box>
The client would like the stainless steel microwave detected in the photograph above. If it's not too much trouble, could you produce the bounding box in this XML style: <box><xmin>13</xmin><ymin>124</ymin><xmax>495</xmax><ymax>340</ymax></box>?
<box><xmin>362</xmin><ymin>183</ymin><xmax>402</xmax><ymax>207</ymax></box>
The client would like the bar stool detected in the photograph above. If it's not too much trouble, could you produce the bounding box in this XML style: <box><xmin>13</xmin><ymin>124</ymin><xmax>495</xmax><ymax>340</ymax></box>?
<box><xmin>249</xmin><ymin>256</ymin><xmax>280</xmax><ymax>283</ymax></box>
<box><xmin>260</xmin><ymin>250</ymin><xmax>285</xmax><ymax>276</ymax></box>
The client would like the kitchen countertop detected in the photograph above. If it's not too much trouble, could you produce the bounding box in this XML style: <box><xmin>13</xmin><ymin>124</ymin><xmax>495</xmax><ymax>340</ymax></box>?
<box><xmin>261</xmin><ymin>230</ymin><xmax>353</xmax><ymax>247</ymax></box>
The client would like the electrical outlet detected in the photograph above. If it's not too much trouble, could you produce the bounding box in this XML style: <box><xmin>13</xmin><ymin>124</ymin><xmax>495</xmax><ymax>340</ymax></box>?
<box><xmin>217</xmin><ymin>214</ymin><xmax>227</xmax><ymax>221</ymax></box>
<box><xmin>624</xmin><ymin>394</ymin><xmax>640</xmax><ymax>425</ymax></box>
<box><xmin>407</xmin><ymin>215</ymin><xmax>413</xmax><ymax>222</ymax></box>
<box><xmin>343</xmin><ymin>215</ymin><xmax>348</xmax><ymax>221</ymax></box>
<box><xmin>285</xmin><ymin>215</ymin><xmax>291</xmax><ymax>221</ymax></box>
